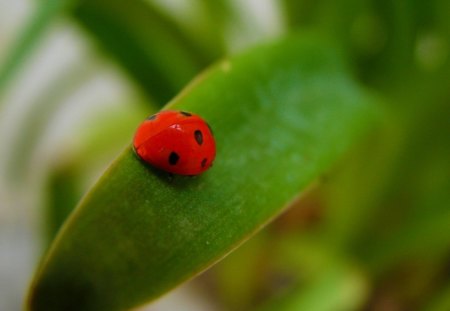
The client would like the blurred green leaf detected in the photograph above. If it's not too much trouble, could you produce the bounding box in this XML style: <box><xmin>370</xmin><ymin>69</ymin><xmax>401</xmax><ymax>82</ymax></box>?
<box><xmin>212</xmin><ymin>231</ymin><xmax>271</xmax><ymax>310</ymax></box>
<box><xmin>255</xmin><ymin>234</ymin><xmax>369</xmax><ymax>311</ymax></box>
<box><xmin>364</xmin><ymin>84</ymin><xmax>450</xmax><ymax>272</ymax></box>
<box><xmin>195</xmin><ymin>0</ymin><xmax>233</xmax><ymax>54</ymax></box>
<box><xmin>425</xmin><ymin>282</ymin><xmax>450</xmax><ymax>311</ymax></box>
<box><xmin>45</xmin><ymin>103</ymin><xmax>153</xmax><ymax>242</ymax></box>
<box><xmin>27</xmin><ymin>33</ymin><xmax>376</xmax><ymax>310</ymax></box>
<box><xmin>258</xmin><ymin>264</ymin><xmax>368</xmax><ymax>311</ymax></box>
<box><xmin>45</xmin><ymin>166</ymin><xmax>81</xmax><ymax>243</ymax></box>
<box><xmin>71</xmin><ymin>0</ymin><xmax>217</xmax><ymax>105</ymax></box>
<box><xmin>319</xmin><ymin>58</ymin><xmax>450</xmax><ymax>270</ymax></box>
<box><xmin>280</xmin><ymin>0</ymin><xmax>324</xmax><ymax>29</ymax></box>
<box><xmin>0</xmin><ymin>0</ymin><xmax>74</xmax><ymax>97</ymax></box>
<box><xmin>6</xmin><ymin>57</ymin><xmax>98</xmax><ymax>183</ymax></box>
<box><xmin>151</xmin><ymin>0</ymin><xmax>231</xmax><ymax>57</ymax></box>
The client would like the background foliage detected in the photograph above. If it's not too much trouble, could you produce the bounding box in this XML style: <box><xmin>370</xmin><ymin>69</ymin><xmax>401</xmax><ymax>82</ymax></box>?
<box><xmin>0</xmin><ymin>0</ymin><xmax>449</xmax><ymax>310</ymax></box>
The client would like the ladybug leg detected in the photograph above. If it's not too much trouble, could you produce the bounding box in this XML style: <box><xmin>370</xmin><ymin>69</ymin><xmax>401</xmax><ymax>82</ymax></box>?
<box><xmin>167</xmin><ymin>172</ymin><xmax>175</xmax><ymax>182</ymax></box>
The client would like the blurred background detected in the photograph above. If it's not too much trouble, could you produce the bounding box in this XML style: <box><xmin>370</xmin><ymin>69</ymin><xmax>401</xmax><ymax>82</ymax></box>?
<box><xmin>0</xmin><ymin>0</ymin><xmax>449</xmax><ymax>310</ymax></box>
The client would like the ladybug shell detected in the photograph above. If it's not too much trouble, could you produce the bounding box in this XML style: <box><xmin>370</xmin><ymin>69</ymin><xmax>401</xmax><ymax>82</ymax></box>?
<box><xmin>133</xmin><ymin>110</ymin><xmax>216</xmax><ymax>175</ymax></box>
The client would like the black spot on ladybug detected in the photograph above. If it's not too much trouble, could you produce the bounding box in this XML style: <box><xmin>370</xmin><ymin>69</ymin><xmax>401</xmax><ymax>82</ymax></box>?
<box><xmin>146</xmin><ymin>114</ymin><xmax>157</xmax><ymax>120</ymax></box>
<box><xmin>180</xmin><ymin>111</ymin><xmax>192</xmax><ymax>117</ymax></box>
<box><xmin>194</xmin><ymin>130</ymin><xmax>203</xmax><ymax>145</ymax></box>
<box><xmin>201</xmin><ymin>158</ymin><xmax>207</xmax><ymax>168</ymax></box>
<box><xmin>168</xmin><ymin>152</ymin><xmax>179</xmax><ymax>165</ymax></box>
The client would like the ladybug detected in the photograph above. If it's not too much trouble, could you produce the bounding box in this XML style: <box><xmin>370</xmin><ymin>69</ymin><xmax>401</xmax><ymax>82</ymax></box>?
<box><xmin>133</xmin><ymin>110</ymin><xmax>216</xmax><ymax>175</ymax></box>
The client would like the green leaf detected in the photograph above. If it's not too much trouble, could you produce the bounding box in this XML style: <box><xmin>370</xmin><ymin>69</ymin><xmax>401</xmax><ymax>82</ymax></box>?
<box><xmin>28</xmin><ymin>33</ymin><xmax>376</xmax><ymax>311</ymax></box>
<box><xmin>6</xmin><ymin>57</ymin><xmax>97</xmax><ymax>184</ymax></box>
<box><xmin>0</xmin><ymin>0</ymin><xmax>74</xmax><ymax>97</ymax></box>
<box><xmin>425</xmin><ymin>282</ymin><xmax>450</xmax><ymax>311</ymax></box>
<box><xmin>45</xmin><ymin>103</ymin><xmax>153</xmax><ymax>242</ymax></box>
<box><xmin>258</xmin><ymin>264</ymin><xmax>368</xmax><ymax>311</ymax></box>
<box><xmin>71</xmin><ymin>0</ymin><xmax>217</xmax><ymax>105</ymax></box>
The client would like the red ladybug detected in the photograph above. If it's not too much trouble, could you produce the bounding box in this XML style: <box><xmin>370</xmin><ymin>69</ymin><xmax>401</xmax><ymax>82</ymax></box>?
<box><xmin>133</xmin><ymin>110</ymin><xmax>216</xmax><ymax>175</ymax></box>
